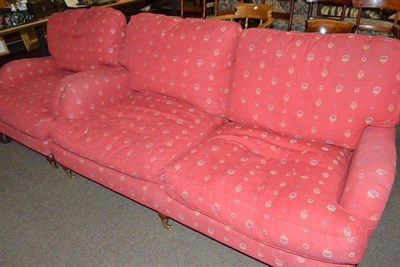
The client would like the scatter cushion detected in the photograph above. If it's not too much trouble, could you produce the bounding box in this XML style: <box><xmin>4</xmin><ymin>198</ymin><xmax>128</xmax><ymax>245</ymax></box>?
<box><xmin>227</xmin><ymin>29</ymin><xmax>400</xmax><ymax>149</ymax></box>
<box><xmin>47</xmin><ymin>7</ymin><xmax>126</xmax><ymax>72</ymax></box>
<box><xmin>121</xmin><ymin>13</ymin><xmax>242</xmax><ymax>116</ymax></box>
<box><xmin>165</xmin><ymin>122</ymin><xmax>367</xmax><ymax>264</ymax></box>
<box><xmin>50</xmin><ymin>91</ymin><xmax>224</xmax><ymax>184</ymax></box>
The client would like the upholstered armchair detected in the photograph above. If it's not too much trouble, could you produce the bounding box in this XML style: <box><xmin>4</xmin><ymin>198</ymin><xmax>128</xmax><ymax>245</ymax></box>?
<box><xmin>0</xmin><ymin>7</ymin><xmax>128</xmax><ymax>166</ymax></box>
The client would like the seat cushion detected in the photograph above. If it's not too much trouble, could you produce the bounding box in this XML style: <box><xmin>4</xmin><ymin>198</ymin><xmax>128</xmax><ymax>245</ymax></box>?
<box><xmin>165</xmin><ymin>122</ymin><xmax>368</xmax><ymax>263</ymax></box>
<box><xmin>50</xmin><ymin>91</ymin><xmax>224</xmax><ymax>184</ymax></box>
<box><xmin>0</xmin><ymin>70</ymin><xmax>71</xmax><ymax>140</ymax></box>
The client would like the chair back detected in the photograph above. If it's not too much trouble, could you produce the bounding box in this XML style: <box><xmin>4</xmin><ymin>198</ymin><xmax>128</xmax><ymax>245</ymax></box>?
<box><xmin>212</xmin><ymin>3</ymin><xmax>273</xmax><ymax>29</ymax></box>
<box><xmin>305</xmin><ymin>0</ymin><xmax>354</xmax><ymax>33</ymax></box>
<box><xmin>306</xmin><ymin>18</ymin><xmax>355</xmax><ymax>33</ymax></box>
<box><xmin>307</xmin><ymin>0</ymin><xmax>353</xmax><ymax>20</ymax></box>
<box><xmin>352</xmin><ymin>0</ymin><xmax>400</xmax><ymax>38</ymax></box>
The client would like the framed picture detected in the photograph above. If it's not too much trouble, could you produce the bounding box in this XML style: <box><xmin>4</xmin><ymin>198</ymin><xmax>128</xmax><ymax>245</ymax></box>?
<box><xmin>0</xmin><ymin>36</ymin><xmax>9</xmax><ymax>56</ymax></box>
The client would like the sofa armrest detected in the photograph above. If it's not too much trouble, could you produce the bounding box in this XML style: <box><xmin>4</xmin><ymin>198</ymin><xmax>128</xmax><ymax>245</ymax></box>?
<box><xmin>340</xmin><ymin>126</ymin><xmax>397</xmax><ymax>230</ymax></box>
<box><xmin>0</xmin><ymin>57</ymin><xmax>59</xmax><ymax>89</ymax></box>
<box><xmin>51</xmin><ymin>66</ymin><xmax>130</xmax><ymax>120</ymax></box>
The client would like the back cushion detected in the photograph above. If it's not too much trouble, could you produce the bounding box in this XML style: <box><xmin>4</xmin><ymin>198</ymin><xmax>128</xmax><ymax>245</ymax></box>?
<box><xmin>122</xmin><ymin>13</ymin><xmax>242</xmax><ymax>116</ymax></box>
<box><xmin>227</xmin><ymin>29</ymin><xmax>400</xmax><ymax>149</ymax></box>
<box><xmin>47</xmin><ymin>7</ymin><xmax>126</xmax><ymax>72</ymax></box>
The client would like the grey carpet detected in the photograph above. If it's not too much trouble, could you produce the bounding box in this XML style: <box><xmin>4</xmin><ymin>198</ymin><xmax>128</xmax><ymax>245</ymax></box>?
<box><xmin>1</xmin><ymin>139</ymin><xmax>399</xmax><ymax>267</ymax></box>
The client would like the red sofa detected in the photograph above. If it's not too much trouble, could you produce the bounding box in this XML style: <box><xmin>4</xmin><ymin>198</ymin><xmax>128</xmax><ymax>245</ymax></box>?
<box><xmin>2</xmin><ymin>11</ymin><xmax>400</xmax><ymax>267</ymax></box>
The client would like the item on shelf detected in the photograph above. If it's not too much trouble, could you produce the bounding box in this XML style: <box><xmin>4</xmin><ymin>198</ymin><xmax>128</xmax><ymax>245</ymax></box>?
<box><xmin>0</xmin><ymin>1</ymin><xmax>34</xmax><ymax>27</ymax></box>
<box><xmin>53</xmin><ymin>0</ymin><xmax>67</xmax><ymax>12</ymax></box>
<box><xmin>26</xmin><ymin>0</ymin><xmax>55</xmax><ymax>19</ymax></box>
<box><xmin>77</xmin><ymin>0</ymin><xmax>92</xmax><ymax>5</ymax></box>
<box><xmin>92</xmin><ymin>0</ymin><xmax>115</xmax><ymax>6</ymax></box>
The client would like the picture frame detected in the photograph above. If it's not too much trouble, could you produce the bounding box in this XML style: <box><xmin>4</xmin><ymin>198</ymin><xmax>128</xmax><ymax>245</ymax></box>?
<box><xmin>0</xmin><ymin>36</ymin><xmax>9</xmax><ymax>56</ymax></box>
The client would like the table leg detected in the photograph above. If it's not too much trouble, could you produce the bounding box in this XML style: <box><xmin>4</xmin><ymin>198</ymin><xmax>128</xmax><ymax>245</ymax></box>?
<box><xmin>170</xmin><ymin>0</ymin><xmax>177</xmax><ymax>16</ymax></box>
<box><xmin>34</xmin><ymin>24</ymin><xmax>49</xmax><ymax>57</ymax></box>
<box><xmin>287</xmin><ymin>0</ymin><xmax>296</xmax><ymax>31</ymax></box>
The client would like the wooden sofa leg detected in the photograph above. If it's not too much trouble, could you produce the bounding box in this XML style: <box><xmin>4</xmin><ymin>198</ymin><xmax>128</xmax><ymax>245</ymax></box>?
<box><xmin>46</xmin><ymin>155</ymin><xmax>58</xmax><ymax>168</ymax></box>
<box><xmin>62</xmin><ymin>165</ymin><xmax>76</xmax><ymax>179</ymax></box>
<box><xmin>0</xmin><ymin>133</ymin><xmax>12</xmax><ymax>144</ymax></box>
<box><xmin>158</xmin><ymin>213</ymin><xmax>172</xmax><ymax>230</ymax></box>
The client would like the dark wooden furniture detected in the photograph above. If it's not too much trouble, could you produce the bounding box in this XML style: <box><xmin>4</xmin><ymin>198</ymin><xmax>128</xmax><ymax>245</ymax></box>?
<box><xmin>217</xmin><ymin>0</ymin><xmax>296</xmax><ymax>31</ymax></box>
<box><xmin>306</xmin><ymin>18</ymin><xmax>354</xmax><ymax>33</ymax></box>
<box><xmin>0</xmin><ymin>18</ymin><xmax>49</xmax><ymax>56</ymax></box>
<box><xmin>305</xmin><ymin>0</ymin><xmax>354</xmax><ymax>33</ymax></box>
<box><xmin>275</xmin><ymin>0</ymin><xmax>296</xmax><ymax>30</ymax></box>
<box><xmin>212</xmin><ymin>3</ymin><xmax>273</xmax><ymax>29</ymax></box>
<box><xmin>352</xmin><ymin>0</ymin><xmax>400</xmax><ymax>38</ymax></box>
<box><xmin>180</xmin><ymin>0</ymin><xmax>218</xmax><ymax>18</ymax></box>
<box><xmin>307</xmin><ymin>0</ymin><xmax>352</xmax><ymax>20</ymax></box>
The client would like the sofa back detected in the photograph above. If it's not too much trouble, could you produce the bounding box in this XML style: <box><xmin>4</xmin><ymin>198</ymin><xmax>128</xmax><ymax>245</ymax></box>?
<box><xmin>227</xmin><ymin>29</ymin><xmax>400</xmax><ymax>149</ymax></box>
<box><xmin>47</xmin><ymin>7</ymin><xmax>126</xmax><ymax>72</ymax></box>
<box><xmin>121</xmin><ymin>13</ymin><xmax>242</xmax><ymax>116</ymax></box>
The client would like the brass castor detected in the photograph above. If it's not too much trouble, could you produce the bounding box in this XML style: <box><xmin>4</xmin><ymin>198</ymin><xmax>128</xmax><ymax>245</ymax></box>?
<box><xmin>0</xmin><ymin>133</ymin><xmax>12</xmax><ymax>144</ymax></box>
<box><xmin>62</xmin><ymin>166</ymin><xmax>76</xmax><ymax>179</ymax></box>
<box><xmin>46</xmin><ymin>155</ymin><xmax>58</xmax><ymax>168</ymax></box>
<box><xmin>158</xmin><ymin>213</ymin><xmax>172</xmax><ymax>230</ymax></box>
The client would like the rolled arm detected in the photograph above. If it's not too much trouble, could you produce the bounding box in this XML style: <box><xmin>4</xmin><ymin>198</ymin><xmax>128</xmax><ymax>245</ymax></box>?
<box><xmin>0</xmin><ymin>57</ymin><xmax>59</xmax><ymax>89</ymax></box>
<box><xmin>340</xmin><ymin>126</ymin><xmax>397</xmax><ymax>230</ymax></box>
<box><xmin>50</xmin><ymin>66</ymin><xmax>130</xmax><ymax>120</ymax></box>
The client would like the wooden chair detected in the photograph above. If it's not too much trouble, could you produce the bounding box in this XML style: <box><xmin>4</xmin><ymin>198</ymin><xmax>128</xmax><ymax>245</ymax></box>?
<box><xmin>180</xmin><ymin>0</ymin><xmax>219</xmax><ymax>19</ymax></box>
<box><xmin>212</xmin><ymin>3</ymin><xmax>274</xmax><ymax>29</ymax></box>
<box><xmin>307</xmin><ymin>0</ymin><xmax>353</xmax><ymax>20</ymax></box>
<box><xmin>352</xmin><ymin>0</ymin><xmax>400</xmax><ymax>38</ymax></box>
<box><xmin>218</xmin><ymin>0</ymin><xmax>296</xmax><ymax>31</ymax></box>
<box><xmin>305</xmin><ymin>0</ymin><xmax>354</xmax><ymax>33</ymax></box>
<box><xmin>306</xmin><ymin>18</ymin><xmax>355</xmax><ymax>33</ymax></box>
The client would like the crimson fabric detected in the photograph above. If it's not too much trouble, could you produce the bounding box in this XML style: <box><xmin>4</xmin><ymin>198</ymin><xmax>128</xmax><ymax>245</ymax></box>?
<box><xmin>0</xmin><ymin>58</ymin><xmax>72</xmax><ymax>140</ymax></box>
<box><xmin>46</xmin><ymin>13</ymin><xmax>400</xmax><ymax>267</ymax></box>
<box><xmin>0</xmin><ymin>57</ymin><xmax>59</xmax><ymax>88</ymax></box>
<box><xmin>121</xmin><ymin>13</ymin><xmax>242</xmax><ymax>117</ymax></box>
<box><xmin>49</xmin><ymin>66</ymin><xmax>130</xmax><ymax>120</ymax></box>
<box><xmin>47</xmin><ymin>7</ymin><xmax>126</xmax><ymax>72</ymax></box>
<box><xmin>227</xmin><ymin>29</ymin><xmax>400</xmax><ymax>149</ymax></box>
<box><xmin>51</xmin><ymin>92</ymin><xmax>224</xmax><ymax>184</ymax></box>
<box><xmin>165</xmin><ymin>123</ymin><xmax>369</xmax><ymax>263</ymax></box>
<box><xmin>0</xmin><ymin>8</ymin><xmax>127</xmax><ymax>156</ymax></box>
<box><xmin>340</xmin><ymin>126</ymin><xmax>397</xmax><ymax>228</ymax></box>
<box><xmin>51</xmin><ymin>142</ymin><xmax>355</xmax><ymax>267</ymax></box>
<box><xmin>0</xmin><ymin>121</ymin><xmax>53</xmax><ymax>155</ymax></box>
